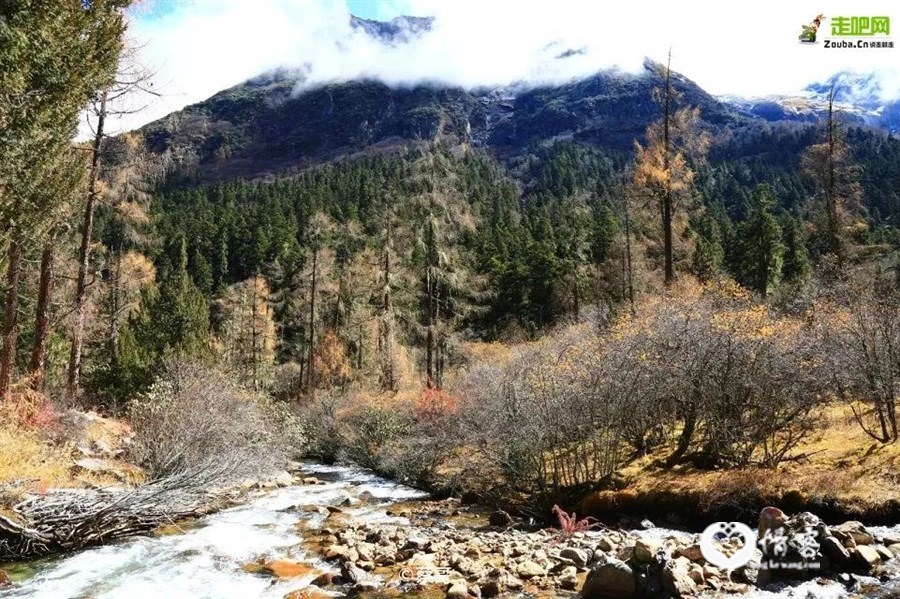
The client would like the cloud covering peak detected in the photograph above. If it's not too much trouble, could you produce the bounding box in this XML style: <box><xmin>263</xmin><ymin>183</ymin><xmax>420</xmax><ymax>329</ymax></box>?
<box><xmin>115</xmin><ymin>0</ymin><xmax>899</xmax><ymax>135</ymax></box>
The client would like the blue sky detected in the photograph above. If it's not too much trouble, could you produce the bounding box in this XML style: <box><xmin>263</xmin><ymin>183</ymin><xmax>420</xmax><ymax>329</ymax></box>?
<box><xmin>114</xmin><ymin>0</ymin><xmax>898</xmax><ymax>135</ymax></box>
<box><xmin>347</xmin><ymin>0</ymin><xmax>409</xmax><ymax>20</ymax></box>
<box><xmin>136</xmin><ymin>0</ymin><xmax>409</xmax><ymax>23</ymax></box>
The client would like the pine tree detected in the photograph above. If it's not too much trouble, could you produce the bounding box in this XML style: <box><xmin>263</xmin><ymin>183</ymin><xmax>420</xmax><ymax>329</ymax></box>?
<box><xmin>780</xmin><ymin>214</ymin><xmax>810</xmax><ymax>284</ymax></box>
<box><xmin>114</xmin><ymin>237</ymin><xmax>211</xmax><ymax>400</ymax></box>
<box><xmin>736</xmin><ymin>185</ymin><xmax>785</xmax><ymax>299</ymax></box>
<box><xmin>692</xmin><ymin>212</ymin><xmax>724</xmax><ymax>282</ymax></box>
<box><xmin>0</xmin><ymin>0</ymin><xmax>129</xmax><ymax>399</ymax></box>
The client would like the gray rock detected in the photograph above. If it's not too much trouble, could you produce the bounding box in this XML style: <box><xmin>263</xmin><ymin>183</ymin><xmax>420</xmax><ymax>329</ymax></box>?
<box><xmin>852</xmin><ymin>545</ymin><xmax>881</xmax><ymax>570</ymax></box>
<box><xmin>446</xmin><ymin>582</ymin><xmax>469</xmax><ymax>599</ymax></box>
<box><xmin>489</xmin><ymin>510</ymin><xmax>513</xmax><ymax>527</ymax></box>
<box><xmin>834</xmin><ymin>521</ymin><xmax>875</xmax><ymax>546</ymax></box>
<box><xmin>820</xmin><ymin>535</ymin><xmax>851</xmax><ymax>565</ymax></box>
<box><xmin>633</xmin><ymin>538</ymin><xmax>661</xmax><ymax>563</ymax></box>
<box><xmin>582</xmin><ymin>556</ymin><xmax>636</xmax><ymax>598</ymax></box>
<box><xmin>517</xmin><ymin>560</ymin><xmax>545</xmax><ymax>578</ymax></box>
<box><xmin>340</xmin><ymin>562</ymin><xmax>367</xmax><ymax>584</ymax></box>
<box><xmin>559</xmin><ymin>565</ymin><xmax>578</xmax><ymax>590</ymax></box>
<box><xmin>662</xmin><ymin>556</ymin><xmax>698</xmax><ymax>597</ymax></box>
<box><xmin>559</xmin><ymin>546</ymin><xmax>589</xmax><ymax>567</ymax></box>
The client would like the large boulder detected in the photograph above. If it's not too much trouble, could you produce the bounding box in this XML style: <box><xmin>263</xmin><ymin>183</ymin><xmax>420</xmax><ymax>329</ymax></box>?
<box><xmin>852</xmin><ymin>545</ymin><xmax>881</xmax><ymax>571</ymax></box>
<box><xmin>582</xmin><ymin>556</ymin><xmax>636</xmax><ymax>598</ymax></box>
<box><xmin>833</xmin><ymin>521</ymin><xmax>875</xmax><ymax>546</ymax></box>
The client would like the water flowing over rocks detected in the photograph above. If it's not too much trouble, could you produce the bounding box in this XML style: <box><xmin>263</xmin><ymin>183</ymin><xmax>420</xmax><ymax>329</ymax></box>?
<box><xmin>2</xmin><ymin>464</ymin><xmax>900</xmax><ymax>598</ymax></box>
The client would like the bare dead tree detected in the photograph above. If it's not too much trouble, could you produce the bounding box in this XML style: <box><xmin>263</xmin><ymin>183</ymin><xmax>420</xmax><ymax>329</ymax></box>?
<box><xmin>67</xmin><ymin>47</ymin><xmax>161</xmax><ymax>401</ymax></box>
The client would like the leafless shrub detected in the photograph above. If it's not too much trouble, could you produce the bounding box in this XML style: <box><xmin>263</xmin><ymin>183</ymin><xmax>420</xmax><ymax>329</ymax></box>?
<box><xmin>297</xmin><ymin>392</ymin><xmax>345</xmax><ymax>462</ymax></box>
<box><xmin>128</xmin><ymin>361</ymin><xmax>285</xmax><ymax>481</ymax></box>
<box><xmin>622</xmin><ymin>285</ymin><xmax>826</xmax><ymax>468</ymax></box>
<box><xmin>820</xmin><ymin>288</ymin><xmax>900</xmax><ymax>442</ymax></box>
<box><xmin>455</xmin><ymin>325</ymin><xmax>629</xmax><ymax>500</ymax></box>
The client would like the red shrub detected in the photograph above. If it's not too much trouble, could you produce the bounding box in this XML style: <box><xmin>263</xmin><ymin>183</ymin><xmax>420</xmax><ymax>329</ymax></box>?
<box><xmin>414</xmin><ymin>380</ymin><xmax>460</xmax><ymax>423</ymax></box>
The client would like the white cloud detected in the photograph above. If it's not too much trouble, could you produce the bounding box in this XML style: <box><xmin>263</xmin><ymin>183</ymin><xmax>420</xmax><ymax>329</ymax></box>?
<box><xmin>107</xmin><ymin>0</ymin><xmax>900</xmax><ymax>134</ymax></box>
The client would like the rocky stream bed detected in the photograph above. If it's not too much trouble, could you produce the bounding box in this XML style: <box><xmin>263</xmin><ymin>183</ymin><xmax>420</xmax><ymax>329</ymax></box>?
<box><xmin>1</xmin><ymin>463</ymin><xmax>899</xmax><ymax>598</ymax></box>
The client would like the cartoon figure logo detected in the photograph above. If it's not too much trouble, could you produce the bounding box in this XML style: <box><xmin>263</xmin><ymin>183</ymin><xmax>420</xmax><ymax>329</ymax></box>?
<box><xmin>799</xmin><ymin>14</ymin><xmax>825</xmax><ymax>43</ymax></box>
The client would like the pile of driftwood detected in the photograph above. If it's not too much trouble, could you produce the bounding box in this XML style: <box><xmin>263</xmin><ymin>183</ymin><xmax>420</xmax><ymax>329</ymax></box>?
<box><xmin>0</xmin><ymin>472</ymin><xmax>224</xmax><ymax>560</ymax></box>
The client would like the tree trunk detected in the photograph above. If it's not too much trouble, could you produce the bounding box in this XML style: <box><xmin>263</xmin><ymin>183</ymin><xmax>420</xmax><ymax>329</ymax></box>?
<box><xmin>306</xmin><ymin>246</ymin><xmax>318</xmax><ymax>395</ymax></box>
<box><xmin>30</xmin><ymin>233</ymin><xmax>57</xmax><ymax>391</ymax></box>
<box><xmin>662</xmin><ymin>50</ymin><xmax>674</xmax><ymax>285</ymax></box>
<box><xmin>107</xmin><ymin>247</ymin><xmax>121</xmax><ymax>359</ymax></box>
<box><xmin>0</xmin><ymin>227</ymin><xmax>23</xmax><ymax>399</ymax></box>
<box><xmin>67</xmin><ymin>89</ymin><xmax>107</xmax><ymax>401</ymax></box>
<box><xmin>624</xmin><ymin>195</ymin><xmax>636</xmax><ymax>314</ymax></box>
<box><xmin>379</xmin><ymin>210</ymin><xmax>396</xmax><ymax>391</ymax></box>
<box><xmin>825</xmin><ymin>90</ymin><xmax>843</xmax><ymax>268</ymax></box>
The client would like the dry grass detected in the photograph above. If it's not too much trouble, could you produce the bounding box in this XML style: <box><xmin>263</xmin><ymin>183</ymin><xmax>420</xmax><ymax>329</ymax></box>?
<box><xmin>615</xmin><ymin>403</ymin><xmax>900</xmax><ymax>511</ymax></box>
<box><xmin>0</xmin><ymin>388</ymin><xmax>138</xmax><ymax>498</ymax></box>
<box><xmin>0</xmin><ymin>426</ymin><xmax>73</xmax><ymax>492</ymax></box>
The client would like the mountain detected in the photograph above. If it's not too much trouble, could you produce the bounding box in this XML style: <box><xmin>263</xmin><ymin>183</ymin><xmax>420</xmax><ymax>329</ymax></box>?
<box><xmin>349</xmin><ymin>15</ymin><xmax>434</xmax><ymax>43</ymax></box>
<box><xmin>721</xmin><ymin>70</ymin><xmax>900</xmax><ymax>133</ymax></box>
<box><xmin>140</xmin><ymin>58</ymin><xmax>737</xmax><ymax>183</ymax></box>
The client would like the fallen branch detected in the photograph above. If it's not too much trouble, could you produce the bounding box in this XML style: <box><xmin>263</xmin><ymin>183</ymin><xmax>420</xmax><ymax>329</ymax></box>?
<box><xmin>0</xmin><ymin>468</ymin><xmax>229</xmax><ymax>561</ymax></box>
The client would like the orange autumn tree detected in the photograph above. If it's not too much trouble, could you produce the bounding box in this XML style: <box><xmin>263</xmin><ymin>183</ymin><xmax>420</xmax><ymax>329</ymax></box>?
<box><xmin>632</xmin><ymin>51</ymin><xmax>709</xmax><ymax>285</ymax></box>
<box><xmin>218</xmin><ymin>275</ymin><xmax>277</xmax><ymax>390</ymax></box>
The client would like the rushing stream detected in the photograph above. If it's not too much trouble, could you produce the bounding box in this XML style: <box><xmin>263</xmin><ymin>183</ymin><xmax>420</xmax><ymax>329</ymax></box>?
<box><xmin>0</xmin><ymin>464</ymin><xmax>426</xmax><ymax>599</ymax></box>
<box><xmin>2</xmin><ymin>464</ymin><xmax>899</xmax><ymax>599</ymax></box>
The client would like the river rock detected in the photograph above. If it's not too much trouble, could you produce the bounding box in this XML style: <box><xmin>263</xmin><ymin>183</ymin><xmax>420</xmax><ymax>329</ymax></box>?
<box><xmin>821</xmin><ymin>535</ymin><xmax>851</xmax><ymax>565</ymax></box>
<box><xmin>582</xmin><ymin>556</ymin><xmax>635</xmax><ymax>598</ymax></box>
<box><xmin>310</xmin><ymin>572</ymin><xmax>334</xmax><ymax>587</ymax></box>
<box><xmin>261</xmin><ymin>560</ymin><xmax>317</xmax><ymax>578</ymax></box>
<box><xmin>340</xmin><ymin>562</ymin><xmax>367</xmax><ymax>584</ymax></box>
<box><xmin>516</xmin><ymin>559</ymin><xmax>545</xmax><ymax>578</ymax></box>
<box><xmin>347</xmin><ymin>581</ymin><xmax>380</xmax><ymax>595</ymax></box>
<box><xmin>273</xmin><ymin>471</ymin><xmax>294</xmax><ymax>487</ymax></box>
<box><xmin>662</xmin><ymin>556</ymin><xmax>698</xmax><ymax>597</ymax></box>
<box><xmin>446</xmin><ymin>582</ymin><xmax>469</xmax><ymax>598</ymax></box>
<box><xmin>875</xmin><ymin>545</ymin><xmax>894</xmax><ymax>562</ymax></box>
<box><xmin>833</xmin><ymin>521</ymin><xmax>875</xmax><ymax>546</ymax></box>
<box><xmin>677</xmin><ymin>543</ymin><xmax>703</xmax><ymax>562</ymax></box>
<box><xmin>356</xmin><ymin>542</ymin><xmax>375</xmax><ymax>562</ymax></box>
<box><xmin>634</xmin><ymin>537</ymin><xmax>661</xmax><ymax>563</ymax></box>
<box><xmin>489</xmin><ymin>510</ymin><xmax>513</xmax><ymax>527</ymax></box>
<box><xmin>558</xmin><ymin>565</ymin><xmax>578</xmax><ymax>590</ymax></box>
<box><xmin>852</xmin><ymin>545</ymin><xmax>881</xmax><ymax>570</ymax></box>
<box><xmin>324</xmin><ymin>544</ymin><xmax>358</xmax><ymax>562</ymax></box>
<box><xmin>559</xmin><ymin>546</ymin><xmax>589</xmax><ymax>567</ymax></box>
<box><xmin>284</xmin><ymin>589</ymin><xmax>331</xmax><ymax>599</ymax></box>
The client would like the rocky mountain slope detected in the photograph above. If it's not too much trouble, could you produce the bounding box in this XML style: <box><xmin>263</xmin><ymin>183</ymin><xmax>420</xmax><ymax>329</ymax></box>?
<box><xmin>139</xmin><ymin>59</ymin><xmax>737</xmax><ymax>182</ymax></box>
